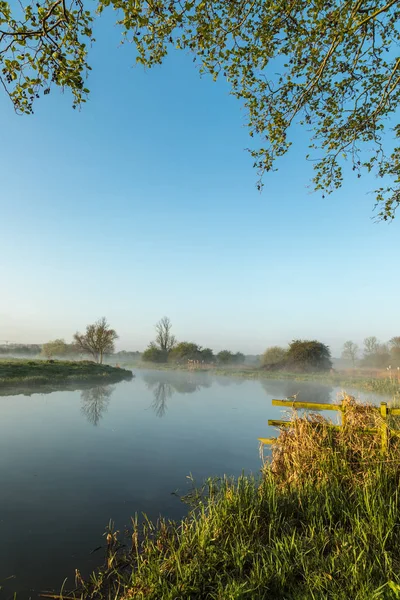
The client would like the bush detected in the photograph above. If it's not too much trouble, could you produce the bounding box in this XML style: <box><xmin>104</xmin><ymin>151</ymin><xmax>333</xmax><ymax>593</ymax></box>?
<box><xmin>142</xmin><ymin>344</ymin><xmax>168</xmax><ymax>363</ymax></box>
<box><xmin>169</xmin><ymin>342</ymin><xmax>203</xmax><ymax>363</ymax></box>
<box><xmin>286</xmin><ymin>339</ymin><xmax>332</xmax><ymax>372</ymax></box>
<box><xmin>261</xmin><ymin>346</ymin><xmax>288</xmax><ymax>367</ymax></box>
<box><xmin>217</xmin><ymin>350</ymin><xmax>245</xmax><ymax>365</ymax></box>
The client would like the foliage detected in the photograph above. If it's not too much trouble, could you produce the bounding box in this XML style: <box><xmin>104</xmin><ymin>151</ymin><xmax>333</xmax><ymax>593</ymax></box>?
<box><xmin>216</xmin><ymin>350</ymin><xmax>234</xmax><ymax>364</ymax></box>
<box><xmin>41</xmin><ymin>338</ymin><xmax>67</xmax><ymax>359</ymax></box>
<box><xmin>341</xmin><ymin>340</ymin><xmax>359</xmax><ymax>367</ymax></box>
<box><xmin>73</xmin><ymin>317</ymin><xmax>118</xmax><ymax>364</ymax></box>
<box><xmin>286</xmin><ymin>339</ymin><xmax>332</xmax><ymax>372</ymax></box>
<box><xmin>155</xmin><ymin>316</ymin><xmax>176</xmax><ymax>352</ymax></box>
<box><xmin>2</xmin><ymin>2</ymin><xmax>400</xmax><ymax>218</ymax></box>
<box><xmin>75</xmin><ymin>398</ymin><xmax>400</xmax><ymax>599</ymax></box>
<box><xmin>142</xmin><ymin>343</ymin><xmax>168</xmax><ymax>364</ymax></box>
<box><xmin>169</xmin><ymin>342</ymin><xmax>203</xmax><ymax>363</ymax></box>
<box><xmin>261</xmin><ymin>345</ymin><xmax>288</xmax><ymax>366</ymax></box>
<box><xmin>200</xmin><ymin>347</ymin><xmax>215</xmax><ymax>363</ymax></box>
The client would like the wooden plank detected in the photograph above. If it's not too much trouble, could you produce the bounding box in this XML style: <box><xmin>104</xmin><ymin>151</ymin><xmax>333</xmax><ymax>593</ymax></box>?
<box><xmin>268</xmin><ymin>419</ymin><xmax>343</xmax><ymax>429</ymax></box>
<box><xmin>268</xmin><ymin>419</ymin><xmax>292</xmax><ymax>427</ymax></box>
<box><xmin>272</xmin><ymin>399</ymin><xmax>341</xmax><ymax>411</ymax></box>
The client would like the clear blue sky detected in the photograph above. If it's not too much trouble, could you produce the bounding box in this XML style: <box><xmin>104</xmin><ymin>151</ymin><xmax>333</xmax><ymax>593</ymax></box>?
<box><xmin>0</xmin><ymin>13</ymin><xmax>398</xmax><ymax>356</ymax></box>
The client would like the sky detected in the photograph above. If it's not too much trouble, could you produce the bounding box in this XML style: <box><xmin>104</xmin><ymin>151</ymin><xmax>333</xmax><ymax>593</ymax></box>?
<box><xmin>0</xmin><ymin>13</ymin><xmax>399</xmax><ymax>357</ymax></box>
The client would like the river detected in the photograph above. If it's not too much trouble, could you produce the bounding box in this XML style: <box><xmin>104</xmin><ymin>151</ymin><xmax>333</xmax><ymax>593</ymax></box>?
<box><xmin>0</xmin><ymin>369</ymin><xmax>392</xmax><ymax>598</ymax></box>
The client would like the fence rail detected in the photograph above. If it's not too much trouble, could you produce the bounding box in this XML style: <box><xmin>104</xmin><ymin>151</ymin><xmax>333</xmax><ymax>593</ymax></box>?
<box><xmin>259</xmin><ymin>399</ymin><xmax>400</xmax><ymax>454</ymax></box>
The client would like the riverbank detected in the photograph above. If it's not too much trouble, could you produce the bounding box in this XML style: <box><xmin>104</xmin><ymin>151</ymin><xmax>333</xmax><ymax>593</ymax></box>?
<box><xmin>137</xmin><ymin>361</ymin><xmax>400</xmax><ymax>396</ymax></box>
<box><xmin>68</xmin><ymin>399</ymin><xmax>400</xmax><ymax>599</ymax></box>
<box><xmin>0</xmin><ymin>359</ymin><xmax>133</xmax><ymax>388</ymax></box>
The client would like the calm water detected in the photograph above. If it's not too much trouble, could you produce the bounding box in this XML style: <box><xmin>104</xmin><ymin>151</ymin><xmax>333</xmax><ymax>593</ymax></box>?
<box><xmin>0</xmin><ymin>370</ymin><xmax>391</xmax><ymax>598</ymax></box>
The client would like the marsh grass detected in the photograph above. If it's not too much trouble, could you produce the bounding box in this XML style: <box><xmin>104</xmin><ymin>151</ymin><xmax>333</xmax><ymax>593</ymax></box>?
<box><xmin>0</xmin><ymin>359</ymin><xmax>133</xmax><ymax>389</ymax></box>
<box><xmin>57</xmin><ymin>396</ymin><xmax>400</xmax><ymax>600</ymax></box>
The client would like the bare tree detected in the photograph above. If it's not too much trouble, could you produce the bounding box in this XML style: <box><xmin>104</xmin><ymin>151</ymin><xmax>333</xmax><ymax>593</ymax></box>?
<box><xmin>363</xmin><ymin>336</ymin><xmax>379</xmax><ymax>357</ymax></box>
<box><xmin>155</xmin><ymin>316</ymin><xmax>176</xmax><ymax>352</ymax></box>
<box><xmin>341</xmin><ymin>341</ymin><xmax>359</xmax><ymax>368</ymax></box>
<box><xmin>74</xmin><ymin>317</ymin><xmax>118</xmax><ymax>364</ymax></box>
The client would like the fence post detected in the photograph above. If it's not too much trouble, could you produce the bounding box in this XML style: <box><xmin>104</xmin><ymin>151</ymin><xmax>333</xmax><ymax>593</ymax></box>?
<box><xmin>341</xmin><ymin>400</ymin><xmax>347</xmax><ymax>428</ymax></box>
<box><xmin>380</xmin><ymin>402</ymin><xmax>388</xmax><ymax>455</ymax></box>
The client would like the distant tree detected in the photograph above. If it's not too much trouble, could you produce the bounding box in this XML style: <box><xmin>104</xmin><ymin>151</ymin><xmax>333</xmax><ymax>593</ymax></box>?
<box><xmin>363</xmin><ymin>336</ymin><xmax>380</xmax><ymax>357</ymax></box>
<box><xmin>341</xmin><ymin>341</ymin><xmax>359</xmax><ymax>368</ymax></box>
<box><xmin>169</xmin><ymin>342</ymin><xmax>203</xmax><ymax>363</ymax></box>
<box><xmin>216</xmin><ymin>350</ymin><xmax>233</xmax><ymax>365</ymax></box>
<box><xmin>261</xmin><ymin>346</ymin><xmax>288</xmax><ymax>367</ymax></box>
<box><xmin>286</xmin><ymin>340</ymin><xmax>332</xmax><ymax>372</ymax></box>
<box><xmin>142</xmin><ymin>343</ymin><xmax>168</xmax><ymax>363</ymax></box>
<box><xmin>233</xmin><ymin>352</ymin><xmax>245</xmax><ymax>365</ymax></box>
<box><xmin>155</xmin><ymin>317</ymin><xmax>176</xmax><ymax>352</ymax></box>
<box><xmin>362</xmin><ymin>336</ymin><xmax>390</xmax><ymax>368</ymax></box>
<box><xmin>73</xmin><ymin>317</ymin><xmax>118</xmax><ymax>364</ymax></box>
<box><xmin>0</xmin><ymin>344</ymin><xmax>41</xmax><ymax>357</ymax></box>
<box><xmin>201</xmin><ymin>348</ymin><xmax>215</xmax><ymax>363</ymax></box>
<box><xmin>389</xmin><ymin>337</ymin><xmax>400</xmax><ymax>367</ymax></box>
<box><xmin>41</xmin><ymin>338</ymin><xmax>67</xmax><ymax>359</ymax></box>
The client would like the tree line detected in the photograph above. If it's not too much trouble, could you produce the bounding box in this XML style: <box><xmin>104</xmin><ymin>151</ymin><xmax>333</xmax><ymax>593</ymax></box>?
<box><xmin>142</xmin><ymin>317</ymin><xmax>245</xmax><ymax>366</ymax></box>
<box><xmin>4</xmin><ymin>317</ymin><xmax>399</xmax><ymax>373</ymax></box>
<box><xmin>341</xmin><ymin>337</ymin><xmax>400</xmax><ymax>369</ymax></box>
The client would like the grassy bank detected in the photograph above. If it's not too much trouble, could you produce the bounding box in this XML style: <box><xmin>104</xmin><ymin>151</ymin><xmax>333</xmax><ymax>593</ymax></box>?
<box><xmin>138</xmin><ymin>361</ymin><xmax>400</xmax><ymax>396</ymax></box>
<box><xmin>66</xmin><ymin>399</ymin><xmax>400</xmax><ymax>599</ymax></box>
<box><xmin>0</xmin><ymin>359</ymin><xmax>133</xmax><ymax>388</ymax></box>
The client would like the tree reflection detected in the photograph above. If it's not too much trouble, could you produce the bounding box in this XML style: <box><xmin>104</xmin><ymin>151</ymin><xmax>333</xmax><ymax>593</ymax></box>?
<box><xmin>150</xmin><ymin>382</ymin><xmax>174</xmax><ymax>418</ymax></box>
<box><xmin>81</xmin><ymin>384</ymin><xmax>115</xmax><ymax>426</ymax></box>
<box><xmin>142</xmin><ymin>371</ymin><xmax>212</xmax><ymax>418</ymax></box>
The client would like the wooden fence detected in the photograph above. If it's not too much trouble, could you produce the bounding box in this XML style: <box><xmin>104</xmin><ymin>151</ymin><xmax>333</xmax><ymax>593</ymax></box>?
<box><xmin>259</xmin><ymin>399</ymin><xmax>400</xmax><ymax>454</ymax></box>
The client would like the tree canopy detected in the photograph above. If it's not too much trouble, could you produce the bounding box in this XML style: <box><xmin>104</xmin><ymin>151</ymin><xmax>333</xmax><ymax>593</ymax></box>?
<box><xmin>286</xmin><ymin>340</ymin><xmax>332</xmax><ymax>372</ymax></box>
<box><xmin>74</xmin><ymin>317</ymin><xmax>118</xmax><ymax>364</ymax></box>
<box><xmin>341</xmin><ymin>340</ymin><xmax>359</xmax><ymax>368</ymax></box>
<box><xmin>2</xmin><ymin>1</ymin><xmax>400</xmax><ymax>218</ymax></box>
<box><xmin>41</xmin><ymin>338</ymin><xmax>67</xmax><ymax>358</ymax></box>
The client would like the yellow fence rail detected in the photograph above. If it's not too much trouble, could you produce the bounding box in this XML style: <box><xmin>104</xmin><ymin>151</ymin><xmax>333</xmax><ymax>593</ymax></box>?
<box><xmin>259</xmin><ymin>399</ymin><xmax>400</xmax><ymax>454</ymax></box>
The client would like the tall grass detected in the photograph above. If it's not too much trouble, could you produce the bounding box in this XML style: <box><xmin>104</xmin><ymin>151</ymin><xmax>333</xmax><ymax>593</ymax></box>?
<box><xmin>65</xmin><ymin>396</ymin><xmax>400</xmax><ymax>600</ymax></box>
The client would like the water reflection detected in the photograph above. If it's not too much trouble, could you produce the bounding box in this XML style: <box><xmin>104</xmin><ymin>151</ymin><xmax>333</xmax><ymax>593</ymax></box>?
<box><xmin>149</xmin><ymin>382</ymin><xmax>174</xmax><ymax>418</ymax></box>
<box><xmin>260</xmin><ymin>379</ymin><xmax>334</xmax><ymax>405</ymax></box>
<box><xmin>81</xmin><ymin>385</ymin><xmax>115</xmax><ymax>425</ymax></box>
<box><xmin>142</xmin><ymin>371</ymin><xmax>212</xmax><ymax>417</ymax></box>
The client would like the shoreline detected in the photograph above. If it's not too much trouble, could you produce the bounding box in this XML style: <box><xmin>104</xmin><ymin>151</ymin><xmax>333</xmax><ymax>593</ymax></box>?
<box><xmin>135</xmin><ymin>362</ymin><xmax>400</xmax><ymax>396</ymax></box>
<box><xmin>0</xmin><ymin>359</ymin><xmax>134</xmax><ymax>392</ymax></box>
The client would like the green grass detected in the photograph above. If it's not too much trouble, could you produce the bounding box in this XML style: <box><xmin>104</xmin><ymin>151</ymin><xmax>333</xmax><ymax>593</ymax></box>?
<box><xmin>0</xmin><ymin>359</ymin><xmax>133</xmax><ymax>389</ymax></box>
<box><xmin>67</xmin><ymin>400</ymin><xmax>400</xmax><ymax>600</ymax></box>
